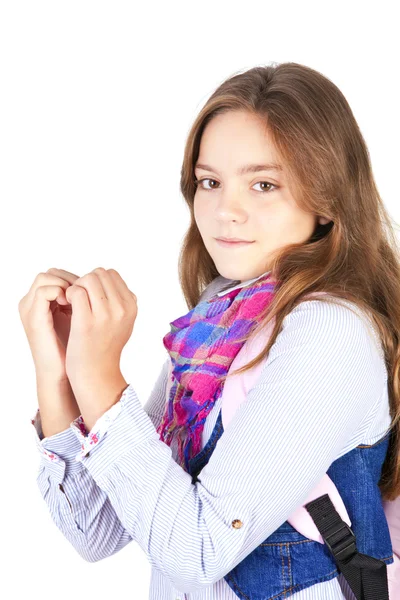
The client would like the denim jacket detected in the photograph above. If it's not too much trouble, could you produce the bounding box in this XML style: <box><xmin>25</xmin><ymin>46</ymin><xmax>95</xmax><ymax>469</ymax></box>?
<box><xmin>188</xmin><ymin>406</ymin><xmax>393</xmax><ymax>599</ymax></box>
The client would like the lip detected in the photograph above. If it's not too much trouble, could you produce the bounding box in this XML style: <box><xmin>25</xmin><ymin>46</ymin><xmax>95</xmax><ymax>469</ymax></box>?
<box><xmin>215</xmin><ymin>239</ymin><xmax>255</xmax><ymax>248</ymax></box>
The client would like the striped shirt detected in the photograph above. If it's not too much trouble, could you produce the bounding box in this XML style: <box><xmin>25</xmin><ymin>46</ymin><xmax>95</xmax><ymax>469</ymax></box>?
<box><xmin>30</xmin><ymin>274</ymin><xmax>391</xmax><ymax>599</ymax></box>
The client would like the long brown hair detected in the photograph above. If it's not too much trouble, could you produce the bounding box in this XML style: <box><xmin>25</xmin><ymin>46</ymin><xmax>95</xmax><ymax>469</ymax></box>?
<box><xmin>177</xmin><ymin>61</ymin><xmax>400</xmax><ymax>500</ymax></box>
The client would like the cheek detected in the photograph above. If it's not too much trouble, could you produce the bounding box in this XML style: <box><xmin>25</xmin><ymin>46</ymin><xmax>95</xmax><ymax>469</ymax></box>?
<box><xmin>255</xmin><ymin>204</ymin><xmax>303</xmax><ymax>241</ymax></box>
<box><xmin>265</xmin><ymin>211</ymin><xmax>315</xmax><ymax>244</ymax></box>
<box><xmin>255</xmin><ymin>204</ymin><xmax>282</xmax><ymax>230</ymax></box>
<box><xmin>193</xmin><ymin>196</ymin><xmax>209</xmax><ymax>226</ymax></box>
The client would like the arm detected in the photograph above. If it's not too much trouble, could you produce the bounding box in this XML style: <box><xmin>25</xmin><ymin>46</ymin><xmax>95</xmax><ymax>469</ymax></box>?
<box><xmin>32</xmin><ymin>356</ymin><xmax>171</xmax><ymax>562</ymax></box>
<box><xmin>71</xmin><ymin>299</ymin><xmax>388</xmax><ymax>591</ymax></box>
<box><xmin>31</xmin><ymin>275</ymin><xmax>226</xmax><ymax>561</ymax></box>
<box><xmin>32</xmin><ymin>275</ymin><xmax>226</xmax><ymax>561</ymax></box>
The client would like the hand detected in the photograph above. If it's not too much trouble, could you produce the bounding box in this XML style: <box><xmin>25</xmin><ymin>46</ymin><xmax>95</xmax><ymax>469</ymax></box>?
<box><xmin>64</xmin><ymin>267</ymin><xmax>137</xmax><ymax>401</ymax></box>
<box><xmin>18</xmin><ymin>267</ymin><xmax>81</xmax><ymax>380</ymax></box>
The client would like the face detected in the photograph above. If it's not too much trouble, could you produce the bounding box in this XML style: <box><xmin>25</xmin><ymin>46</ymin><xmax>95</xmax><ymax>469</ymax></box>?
<box><xmin>193</xmin><ymin>110</ymin><xmax>330</xmax><ymax>283</ymax></box>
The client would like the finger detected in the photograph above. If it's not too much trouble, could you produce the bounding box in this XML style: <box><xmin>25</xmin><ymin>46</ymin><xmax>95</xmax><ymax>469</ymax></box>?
<box><xmin>93</xmin><ymin>268</ymin><xmax>127</xmax><ymax>305</ymax></box>
<box><xmin>30</xmin><ymin>285</ymin><xmax>70</xmax><ymax>327</ymax></box>
<box><xmin>107</xmin><ymin>268</ymin><xmax>135</xmax><ymax>303</ymax></box>
<box><xmin>72</xmin><ymin>272</ymin><xmax>109</xmax><ymax>315</ymax></box>
<box><xmin>46</xmin><ymin>268</ymin><xmax>80</xmax><ymax>284</ymax></box>
<box><xmin>65</xmin><ymin>284</ymin><xmax>92</xmax><ymax>326</ymax></box>
<box><xmin>24</xmin><ymin>273</ymin><xmax>75</xmax><ymax>310</ymax></box>
<box><xmin>45</xmin><ymin>269</ymin><xmax>80</xmax><ymax>305</ymax></box>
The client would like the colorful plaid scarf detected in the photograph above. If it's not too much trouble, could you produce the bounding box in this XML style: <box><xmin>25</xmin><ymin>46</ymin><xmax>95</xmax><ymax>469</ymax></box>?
<box><xmin>157</xmin><ymin>272</ymin><xmax>278</xmax><ymax>472</ymax></box>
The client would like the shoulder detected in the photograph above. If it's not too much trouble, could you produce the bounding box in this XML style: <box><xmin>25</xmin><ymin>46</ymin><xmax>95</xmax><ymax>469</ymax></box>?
<box><xmin>254</xmin><ymin>296</ymin><xmax>388</xmax><ymax>452</ymax></box>
<box><xmin>271</xmin><ymin>295</ymin><xmax>385</xmax><ymax>371</ymax></box>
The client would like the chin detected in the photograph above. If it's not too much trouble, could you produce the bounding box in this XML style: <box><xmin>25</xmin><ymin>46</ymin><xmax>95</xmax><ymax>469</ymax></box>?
<box><xmin>215</xmin><ymin>267</ymin><xmax>245</xmax><ymax>281</ymax></box>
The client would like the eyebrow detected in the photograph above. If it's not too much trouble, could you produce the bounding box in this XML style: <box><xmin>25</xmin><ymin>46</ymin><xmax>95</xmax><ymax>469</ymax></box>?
<box><xmin>194</xmin><ymin>162</ymin><xmax>283</xmax><ymax>175</ymax></box>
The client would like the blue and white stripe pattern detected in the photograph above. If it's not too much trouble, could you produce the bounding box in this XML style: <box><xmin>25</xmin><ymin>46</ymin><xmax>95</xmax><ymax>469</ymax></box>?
<box><xmin>30</xmin><ymin>274</ymin><xmax>391</xmax><ymax>599</ymax></box>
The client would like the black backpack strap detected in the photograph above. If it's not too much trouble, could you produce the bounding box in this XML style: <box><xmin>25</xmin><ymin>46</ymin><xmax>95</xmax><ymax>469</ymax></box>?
<box><xmin>305</xmin><ymin>494</ymin><xmax>389</xmax><ymax>599</ymax></box>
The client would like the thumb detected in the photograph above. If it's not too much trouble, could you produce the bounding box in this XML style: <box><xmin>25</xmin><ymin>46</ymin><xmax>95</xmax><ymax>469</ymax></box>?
<box><xmin>57</xmin><ymin>289</ymin><xmax>69</xmax><ymax>305</ymax></box>
<box><xmin>65</xmin><ymin>285</ymin><xmax>74</xmax><ymax>304</ymax></box>
<box><xmin>64</xmin><ymin>284</ymin><xmax>91</xmax><ymax>325</ymax></box>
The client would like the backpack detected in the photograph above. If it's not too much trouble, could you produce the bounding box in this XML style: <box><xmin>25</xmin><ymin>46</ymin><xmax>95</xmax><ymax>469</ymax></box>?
<box><xmin>165</xmin><ymin>294</ymin><xmax>400</xmax><ymax>598</ymax></box>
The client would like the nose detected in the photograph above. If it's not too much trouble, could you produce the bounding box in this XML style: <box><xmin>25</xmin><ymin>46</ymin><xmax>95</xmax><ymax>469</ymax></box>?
<box><xmin>214</xmin><ymin>186</ymin><xmax>247</xmax><ymax>222</ymax></box>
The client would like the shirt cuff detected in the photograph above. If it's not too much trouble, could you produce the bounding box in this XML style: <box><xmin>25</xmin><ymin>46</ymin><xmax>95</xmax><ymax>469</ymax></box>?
<box><xmin>30</xmin><ymin>408</ymin><xmax>85</xmax><ymax>481</ymax></box>
<box><xmin>72</xmin><ymin>383</ymin><xmax>160</xmax><ymax>481</ymax></box>
<box><xmin>70</xmin><ymin>388</ymin><xmax>125</xmax><ymax>461</ymax></box>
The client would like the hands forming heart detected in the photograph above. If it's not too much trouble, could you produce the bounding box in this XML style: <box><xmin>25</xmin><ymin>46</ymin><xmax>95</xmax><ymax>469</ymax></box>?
<box><xmin>64</xmin><ymin>267</ymin><xmax>136</xmax><ymax>430</ymax></box>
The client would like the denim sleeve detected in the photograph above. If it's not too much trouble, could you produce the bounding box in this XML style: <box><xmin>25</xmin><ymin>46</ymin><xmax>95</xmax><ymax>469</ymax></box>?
<box><xmin>31</xmin><ymin>356</ymin><xmax>171</xmax><ymax>562</ymax></box>
<box><xmin>68</xmin><ymin>299</ymin><xmax>387</xmax><ymax>593</ymax></box>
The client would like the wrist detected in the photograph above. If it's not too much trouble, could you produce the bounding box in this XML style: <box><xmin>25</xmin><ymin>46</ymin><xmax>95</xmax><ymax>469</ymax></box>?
<box><xmin>70</xmin><ymin>372</ymin><xmax>128</xmax><ymax>432</ymax></box>
<box><xmin>36</xmin><ymin>376</ymin><xmax>82</xmax><ymax>438</ymax></box>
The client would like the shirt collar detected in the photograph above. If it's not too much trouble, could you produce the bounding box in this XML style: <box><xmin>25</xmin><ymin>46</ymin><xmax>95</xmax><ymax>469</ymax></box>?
<box><xmin>217</xmin><ymin>270</ymin><xmax>271</xmax><ymax>297</ymax></box>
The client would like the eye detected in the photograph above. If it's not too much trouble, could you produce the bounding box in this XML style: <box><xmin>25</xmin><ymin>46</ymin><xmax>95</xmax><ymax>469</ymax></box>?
<box><xmin>194</xmin><ymin>178</ymin><xmax>219</xmax><ymax>190</ymax></box>
<box><xmin>194</xmin><ymin>178</ymin><xmax>278</xmax><ymax>193</ymax></box>
<box><xmin>252</xmin><ymin>181</ymin><xmax>277</xmax><ymax>193</ymax></box>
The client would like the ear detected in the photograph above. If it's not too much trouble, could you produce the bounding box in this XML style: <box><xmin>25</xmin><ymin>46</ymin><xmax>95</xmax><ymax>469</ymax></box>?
<box><xmin>318</xmin><ymin>217</ymin><xmax>331</xmax><ymax>225</ymax></box>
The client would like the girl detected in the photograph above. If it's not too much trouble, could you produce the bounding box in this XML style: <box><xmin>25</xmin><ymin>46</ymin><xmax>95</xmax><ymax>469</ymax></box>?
<box><xmin>20</xmin><ymin>62</ymin><xmax>400</xmax><ymax>599</ymax></box>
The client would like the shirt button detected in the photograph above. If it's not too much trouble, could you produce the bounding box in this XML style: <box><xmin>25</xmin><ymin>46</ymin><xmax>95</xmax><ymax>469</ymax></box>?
<box><xmin>232</xmin><ymin>519</ymin><xmax>243</xmax><ymax>528</ymax></box>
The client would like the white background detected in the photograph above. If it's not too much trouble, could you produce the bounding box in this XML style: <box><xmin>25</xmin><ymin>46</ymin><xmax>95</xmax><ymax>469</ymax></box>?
<box><xmin>1</xmin><ymin>1</ymin><xmax>399</xmax><ymax>598</ymax></box>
